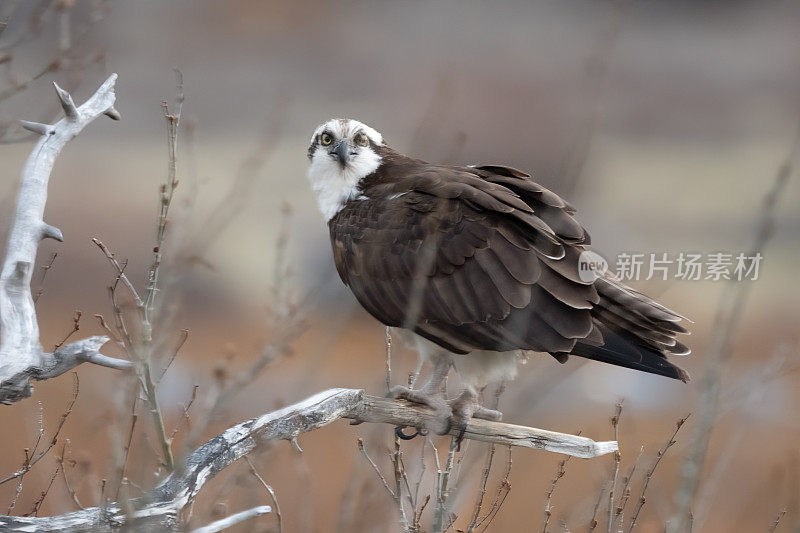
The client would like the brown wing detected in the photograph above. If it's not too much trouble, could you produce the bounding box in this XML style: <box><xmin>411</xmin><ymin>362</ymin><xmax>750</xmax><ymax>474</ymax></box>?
<box><xmin>473</xmin><ymin>165</ymin><xmax>691</xmax><ymax>380</ymax></box>
<box><xmin>330</xmin><ymin>162</ymin><xmax>690</xmax><ymax>380</ymax></box>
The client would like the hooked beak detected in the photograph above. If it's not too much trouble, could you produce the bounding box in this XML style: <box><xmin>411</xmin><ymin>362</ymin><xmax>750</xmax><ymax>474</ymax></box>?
<box><xmin>330</xmin><ymin>140</ymin><xmax>351</xmax><ymax>166</ymax></box>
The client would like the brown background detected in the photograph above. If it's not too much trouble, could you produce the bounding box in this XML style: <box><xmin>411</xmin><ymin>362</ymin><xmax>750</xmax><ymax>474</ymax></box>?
<box><xmin>1</xmin><ymin>1</ymin><xmax>799</xmax><ymax>531</ymax></box>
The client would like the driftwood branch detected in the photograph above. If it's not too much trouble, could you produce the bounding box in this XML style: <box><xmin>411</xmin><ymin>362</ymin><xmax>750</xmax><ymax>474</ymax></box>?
<box><xmin>0</xmin><ymin>388</ymin><xmax>616</xmax><ymax>532</ymax></box>
<box><xmin>0</xmin><ymin>73</ymin><xmax>132</xmax><ymax>405</ymax></box>
<box><xmin>189</xmin><ymin>505</ymin><xmax>271</xmax><ymax>533</ymax></box>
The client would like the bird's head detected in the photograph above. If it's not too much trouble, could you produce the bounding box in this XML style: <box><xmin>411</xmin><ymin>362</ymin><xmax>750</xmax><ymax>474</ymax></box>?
<box><xmin>306</xmin><ymin>118</ymin><xmax>384</xmax><ymax>220</ymax></box>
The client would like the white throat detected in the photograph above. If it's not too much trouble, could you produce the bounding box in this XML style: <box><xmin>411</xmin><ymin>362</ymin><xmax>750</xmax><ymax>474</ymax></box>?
<box><xmin>306</xmin><ymin>149</ymin><xmax>381</xmax><ymax>221</ymax></box>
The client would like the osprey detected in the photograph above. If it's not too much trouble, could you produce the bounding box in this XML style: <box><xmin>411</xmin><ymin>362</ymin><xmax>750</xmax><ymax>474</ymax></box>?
<box><xmin>307</xmin><ymin>118</ymin><xmax>690</xmax><ymax>433</ymax></box>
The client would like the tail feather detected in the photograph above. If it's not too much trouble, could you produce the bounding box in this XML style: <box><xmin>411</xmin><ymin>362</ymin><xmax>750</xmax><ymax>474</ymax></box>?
<box><xmin>563</xmin><ymin>325</ymin><xmax>690</xmax><ymax>382</ymax></box>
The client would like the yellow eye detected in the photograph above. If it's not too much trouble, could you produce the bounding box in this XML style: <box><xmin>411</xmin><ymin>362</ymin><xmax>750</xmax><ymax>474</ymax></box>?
<box><xmin>321</xmin><ymin>133</ymin><xmax>332</xmax><ymax>145</ymax></box>
<box><xmin>355</xmin><ymin>133</ymin><xmax>369</xmax><ymax>147</ymax></box>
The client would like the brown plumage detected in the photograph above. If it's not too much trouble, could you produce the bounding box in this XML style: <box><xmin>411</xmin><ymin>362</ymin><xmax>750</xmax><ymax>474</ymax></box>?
<box><xmin>329</xmin><ymin>145</ymin><xmax>690</xmax><ymax>381</ymax></box>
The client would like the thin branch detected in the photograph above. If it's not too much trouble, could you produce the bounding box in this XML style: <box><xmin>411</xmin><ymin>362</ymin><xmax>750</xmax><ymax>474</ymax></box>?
<box><xmin>56</xmin><ymin>440</ymin><xmax>83</xmax><ymax>510</ymax></box>
<box><xmin>114</xmin><ymin>391</ymin><xmax>138</xmax><ymax>501</ymax></box>
<box><xmin>612</xmin><ymin>446</ymin><xmax>642</xmax><ymax>531</ymax></box>
<box><xmin>90</xmin><ymin>72</ymin><xmax>187</xmax><ymax>473</ymax></box>
<box><xmin>589</xmin><ymin>481</ymin><xmax>609</xmax><ymax>531</ymax></box>
<box><xmin>32</xmin><ymin>252</ymin><xmax>57</xmax><ymax>304</ymax></box>
<box><xmin>23</xmin><ymin>462</ymin><xmax>60</xmax><ymax>517</ymax></box>
<box><xmin>607</xmin><ymin>403</ymin><xmax>622</xmax><ymax>533</ymax></box>
<box><xmin>92</xmin><ymin>314</ymin><xmax>122</xmax><ymax>346</ymax></box>
<box><xmin>385</xmin><ymin>326</ymin><xmax>393</xmax><ymax>393</ymax></box>
<box><xmin>91</xmin><ymin>239</ymin><xmax>144</xmax><ymax>310</ymax></box>
<box><xmin>157</xmin><ymin>328</ymin><xmax>188</xmax><ymax>383</ymax></box>
<box><xmin>628</xmin><ymin>415</ymin><xmax>689</xmax><ymax>533</ymax></box>
<box><xmin>0</xmin><ymin>372</ymin><xmax>79</xmax><ymax>486</ymax></box>
<box><xmin>768</xmin><ymin>507</ymin><xmax>786</xmax><ymax>533</ymax></box>
<box><xmin>357</xmin><ymin>438</ymin><xmax>396</xmax><ymax>499</ymax></box>
<box><xmin>673</xmin><ymin>114</ymin><xmax>800</xmax><ymax>529</ymax></box>
<box><xmin>543</xmin><ymin>455</ymin><xmax>573</xmax><ymax>533</ymax></box>
<box><xmin>476</xmin><ymin>446</ymin><xmax>512</xmax><ymax>532</ymax></box>
<box><xmin>466</xmin><ymin>444</ymin><xmax>496</xmax><ymax>532</ymax></box>
<box><xmin>170</xmin><ymin>385</ymin><xmax>198</xmax><ymax>440</ymax></box>
<box><xmin>243</xmin><ymin>456</ymin><xmax>282</xmax><ymax>533</ymax></box>
<box><xmin>145</xmin><ymin>69</ymin><xmax>183</xmax><ymax>339</ymax></box>
<box><xmin>53</xmin><ymin>310</ymin><xmax>81</xmax><ymax>351</ymax></box>
<box><xmin>392</xmin><ymin>434</ymin><xmax>411</xmax><ymax>531</ymax></box>
<box><xmin>433</xmin><ymin>437</ymin><xmax>459</xmax><ymax>533</ymax></box>
<box><xmin>6</xmin><ymin>448</ymin><xmax>28</xmax><ymax>514</ymax></box>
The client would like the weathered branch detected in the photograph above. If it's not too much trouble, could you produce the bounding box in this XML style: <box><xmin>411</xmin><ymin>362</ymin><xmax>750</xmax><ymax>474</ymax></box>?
<box><xmin>353</xmin><ymin>394</ymin><xmax>616</xmax><ymax>458</ymax></box>
<box><xmin>0</xmin><ymin>73</ymin><xmax>132</xmax><ymax>405</ymax></box>
<box><xmin>0</xmin><ymin>388</ymin><xmax>616</xmax><ymax>531</ymax></box>
<box><xmin>189</xmin><ymin>505</ymin><xmax>271</xmax><ymax>533</ymax></box>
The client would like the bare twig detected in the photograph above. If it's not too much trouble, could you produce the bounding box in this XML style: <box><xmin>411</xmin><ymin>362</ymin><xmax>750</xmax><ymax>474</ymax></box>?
<box><xmin>357</xmin><ymin>438</ymin><xmax>396</xmax><ymax>499</ymax></box>
<box><xmin>673</xmin><ymin>115</ymin><xmax>800</xmax><ymax>530</ymax></box>
<box><xmin>385</xmin><ymin>326</ymin><xmax>393</xmax><ymax>393</ymax></box>
<box><xmin>146</xmin><ymin>69</ymin><xmax>184</xmax><ymax>338</ymax></box>
<box><xmin>56</xmin><ymin>440</ymin><xmax>83</xmax><ymax>510</ymax></box>
<box><xmin>543</xmin><ymin>455</ymin><xmax>573</xmax><ymax>533</ymax></box>
<box><xmin>23</xmin><ymin>462</ymin><xmax>60</xmax><ymax>517</ymax></box>
<box><xmin>415</xmin><ymin>494</ymin><xmax>430</xmax><ymax>531</ymax></box>
<box><xmin>53</xmin><ymin>310</ymin><xmax>81</xmax><ymax>351</ymax></box>
<box><xmin>135</xmin><ymin>82</ymin><xmax>185</xmax><ymax>469</ymax></box>
<box><xmin>91</xmin><ymin>239</ymin><xmax>144</xmax><ymax>311</ymax></box>
<box><xmin>393</xmin><ymin>434</ymin><xmax>411</xmax><ymax>531</ymax></box>
<box><xmin>90</xmin><ymin>75</ymin><xmax>186</xmax><ymax>473</ymax></box>
<box><xmin>170</xmin><ymin>385</ymin><xmax>198</xmax><ymax>440</ymax></box>
<box><xmin>629</xmin><ymin>415</ymin><xmax>689</xmax><ymax>533</ymax></box>
<box><xmin>612</xmin><ymin>446</ymin><xmax>642</xmax><ymax>531</ymax></box>
<box><xmin>476</xmin><ymin>446</ymin><xmax>512</xmax><ymax>532</ymax></box>
<box><xmin>92</xmin><ymin>314</ymin><xmax>121</xmax><ymax>346</ymax></box>
<box><xmin>433</xmin><ymin>437</ymin><xmax>459</xmax><ymax>533</ymax></box>
<box><xmin>466</xmin><ymin>444</ymin><xmax>496</xmax><ymax>532</ymax></box>
<box><xmin>157</xmin><ymin>328</ymin><xmax>188</xmax><ymax>383</ymax></box>
<box><xmin>32</xmin><ymin>252</ymin><xmax>57</xmax><ymax>304</ymax></box>
<box><xmin>244</xmin><ymin>456</ymin><xmax>282</xmax><ymax>533</ymax></box>
<box><xmin>466</xmin><ymin>384</ymin><xmax>506</xmax><ymax>532</ymax></box>
<box><xmin>6</xmin><ymin>448</ymin><xmax>28</xmax><ymax>514</ymax></box>
<box><xmin>0</xmin><ymin>373</ymin><xmax>79</xmax><ymax>486</ymax></box>
<box><xmin>691</xmin><ymin>349</ymin><xmax>796</xmax><ymax>530</ymax></box>
<box><xmin>114</xmin><ymin>391</ymin><xmax>138</xmax><ymax>501</ymax></box>
<box><xmin>607</xmin><ymin>403</ymin><xmax>622</xmax><ymax>533</ymax></box>
<box><xmin>589</xmin><ymin>482</ymin><xmax>609</xmax><ymax>531</ymax></box>
<box><xmin>768</xmin><ymin>508</ymin><xmax>786</xmax><ymax>533</ymax></box>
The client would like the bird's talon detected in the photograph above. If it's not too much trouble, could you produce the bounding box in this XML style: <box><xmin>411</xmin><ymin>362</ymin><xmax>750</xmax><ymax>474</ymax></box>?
<box><xmin>395</xmin><ymin>426</ymin><xmax>422</xmax><ymax>440</ymax></box>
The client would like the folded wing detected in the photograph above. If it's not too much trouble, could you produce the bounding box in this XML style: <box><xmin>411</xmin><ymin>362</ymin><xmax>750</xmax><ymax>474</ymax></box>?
<box><xmin>329</xmin><ymin>162</ymin><xmax>690</xmax><ymax>380</ymax></box>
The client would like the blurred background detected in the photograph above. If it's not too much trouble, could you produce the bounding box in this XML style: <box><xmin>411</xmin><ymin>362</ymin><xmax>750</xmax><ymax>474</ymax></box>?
<box><xmin>0</xmin><ymin>1</ymin><xmax>799</xmax><ymax>531</ymax></box>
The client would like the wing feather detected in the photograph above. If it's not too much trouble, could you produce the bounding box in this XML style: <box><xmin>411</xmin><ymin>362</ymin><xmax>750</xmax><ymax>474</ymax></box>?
<box><xmin>329</xmin><ymin>156</ymin><xmax>689</xmax><ymax>378</ymax></box>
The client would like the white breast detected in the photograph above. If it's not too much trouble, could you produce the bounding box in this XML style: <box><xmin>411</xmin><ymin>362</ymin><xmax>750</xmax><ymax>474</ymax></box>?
<box><xmin>306</xmin><ymin>150</ymin><xmax>381</xmax><ymax>221</ymax></box>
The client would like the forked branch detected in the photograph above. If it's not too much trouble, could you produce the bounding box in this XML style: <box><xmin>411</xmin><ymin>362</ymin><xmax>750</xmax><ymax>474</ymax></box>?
<box><xmin>0</xmin><ymin>74</ymin><xmax>132</xmax><ymax>405</ymax></box>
